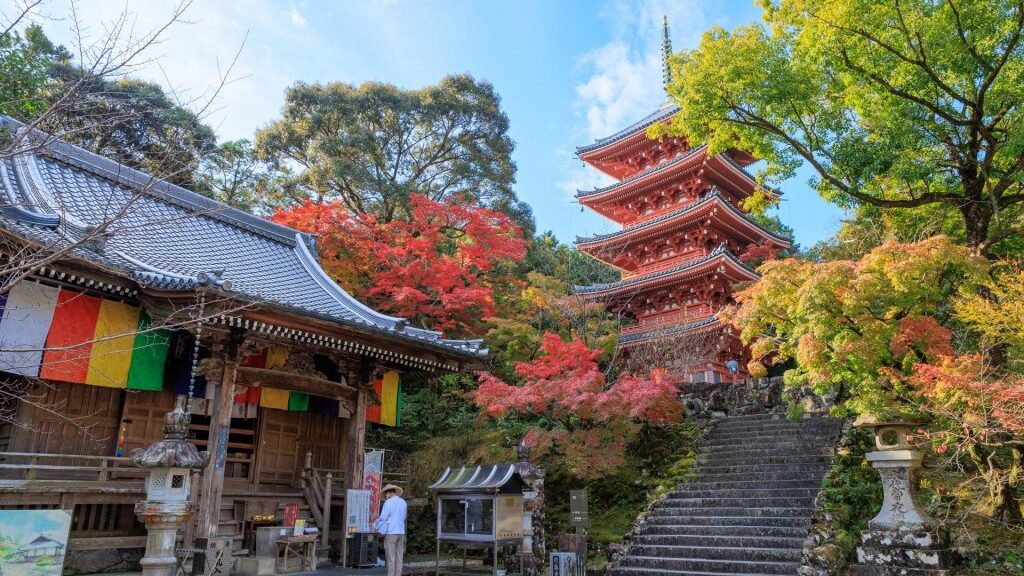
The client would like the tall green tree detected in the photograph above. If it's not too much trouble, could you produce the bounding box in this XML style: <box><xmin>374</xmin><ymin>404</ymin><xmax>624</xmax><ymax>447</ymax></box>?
<box><xmin>195</xmin><ymin>139</ymin><xmax>269</xmax><ymax>211</ymax></box>
<box><xmin>0</xmin><ymin>23</ymin><xmax>67</xmax><ymax>120</ymax></box>
<box><xmin>255</xmin><ymin>74</ymin><xmax>528</xmax><ymax>230</ymax></box>
<box><xmin>51</xmin><ymin>76</ymin><xmax>217</xmax><ymax>188</ymax></box>
<box><xmin>655</xmin><ymin>0</ymin><xmax>1024</xmax><ymax>255</ymax></box>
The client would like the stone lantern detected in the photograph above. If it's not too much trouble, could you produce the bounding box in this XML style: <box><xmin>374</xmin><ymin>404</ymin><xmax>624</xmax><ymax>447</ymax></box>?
<box><xmin>133</xmin><ymin>400</ymin><xmax>210</xmax><ymax>576</ymax></box>
<box><xmin>851</xmin><ymin>416</ymin><xmax>957</xmax><ymax>575</ymax></box>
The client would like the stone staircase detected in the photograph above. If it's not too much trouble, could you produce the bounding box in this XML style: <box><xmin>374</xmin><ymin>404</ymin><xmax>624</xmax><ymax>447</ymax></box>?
<box><xmin>613</xmin><ymin>413</ymin><xmax>843</xmax><ymax>576</ymax></box>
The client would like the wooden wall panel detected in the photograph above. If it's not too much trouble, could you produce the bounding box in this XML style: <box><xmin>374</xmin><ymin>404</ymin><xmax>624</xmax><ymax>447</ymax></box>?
<box><xmin>255</xmin><ymin>408</ymin><xmax>301</xmax><ymax>487</ymax></box>
<box><xmin>11</xmin><ymin>381</ymin><xmax>124</xmax><ymax>456</ymax></box>
<box><xmin>297</xmin><ymin>412</ymin><xmax>346</xmax><ymax>472</ymax></box>
<box><xmin>120</xmin><ymin>389</ymin><xmax>177</xmax><ymax>455</ymax></box>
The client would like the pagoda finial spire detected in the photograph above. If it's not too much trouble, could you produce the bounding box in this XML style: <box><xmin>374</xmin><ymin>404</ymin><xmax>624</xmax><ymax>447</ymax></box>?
<box><xmin>662</xmin><ymin>15</ymin><xmax>673</xmax><ymax>91</ymax></box>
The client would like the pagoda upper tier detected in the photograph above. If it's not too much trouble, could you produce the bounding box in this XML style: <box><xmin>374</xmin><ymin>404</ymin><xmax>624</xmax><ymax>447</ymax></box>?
<box><xmin>577</xmin><ymin>103</ymin><xmax>757</xmax><ymax>182</ymax></box>
<box><xmin>576</xmin><ymin>188</ymin><xmax>791</xmax><ymax>275</ymax></box>
<box><xmin>575</xmin><ymin>139</ymin><xmax>774</xmax><ymax>225</ymax></box>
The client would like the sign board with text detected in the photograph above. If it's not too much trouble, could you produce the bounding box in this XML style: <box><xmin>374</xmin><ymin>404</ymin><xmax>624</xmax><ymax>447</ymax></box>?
<box><xmin>569</xmin><ymin>489</ymin><xmax>588</xmax><ymax>528</ymax></box>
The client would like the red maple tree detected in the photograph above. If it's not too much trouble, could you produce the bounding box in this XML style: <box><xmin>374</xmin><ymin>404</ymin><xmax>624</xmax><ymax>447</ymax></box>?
<box><xmin>475</xmin><ymin>332</ymin><xmax>682</xmax><ymax>477</ymax></box>
<box><xmin>272</xmin><ymin>194</ymin><xmax>527</xmax><ymax>335</ymax></box>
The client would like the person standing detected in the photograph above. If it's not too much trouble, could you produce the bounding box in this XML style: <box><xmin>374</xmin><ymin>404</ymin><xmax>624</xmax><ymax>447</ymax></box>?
<box><xmin>373</xmin><ymin>484</ymin><xmax>407</xmax><ymax>576</ymax></box>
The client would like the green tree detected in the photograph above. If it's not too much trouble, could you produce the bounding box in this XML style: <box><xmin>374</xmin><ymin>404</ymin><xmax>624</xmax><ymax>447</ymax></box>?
<box><xmin>0</xmin><ymin>23</ymin><xmax>67</xmax><ymax>119</ymax></box>
<box><xmin>255</xmin><ymin>74</ymin><xmax>525</xmax><ymax>227</ymax></box>
<box><xmin>724</xmin><ymin>236</ymin><xmax>989</xmax><ymax>415</ymax></box>
<box><xmin>195</xmin><ymin>139</ymin><xmax>270</xmax><ymax>211</ymax></box>
<box><xmin>656</xmin><ymin>0</ymin><xmax>1024</xmax><ymax>255</ymax></box>
<box><xmin>51</xmin><ymin>77</ymin><xmax>217</xmax><ymax>188</ymax></box>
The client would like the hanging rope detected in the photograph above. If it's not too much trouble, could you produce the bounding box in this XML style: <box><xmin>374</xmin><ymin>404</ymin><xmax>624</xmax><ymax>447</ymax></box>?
<box><xmin>186</xmin><ymin>290</ymin><xmax>207</xmax><ymax>413</ymax></box>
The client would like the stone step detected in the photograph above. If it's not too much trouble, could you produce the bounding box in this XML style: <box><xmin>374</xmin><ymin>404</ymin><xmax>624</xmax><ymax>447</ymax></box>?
<box><xmin>696</xmin><ymin>442</ymin><xmax>836</xmax><ymax>454</ymax></box>
<box><xmin>631</xmin><ymin>545</ymin><xmax>801</xmax><ymax>562</ymax></box>
<box><xmin>693</xmin><ymin>460</ymin><xmax>831</xmax><ymax>474</ymax></box>
<box><xmin>637</xmin><ymin>530</ymin><xmax>808</xmax><ymax>544</ymax></box>
<box><xmin>610</xmin><ymin>414</ymin><xmax>841</xmax><ymax>576</ymax></box>
<box><xmin>611</xmin><ymin>567</ymin><xmax>790</xmax><ymax>576</ymax></box>
<box><xmin>699</xmin><ymin>439</ymin><xmax>837</xmax><ymax>451</ymax></box>
<box><xmin>649</xmin><ymin>505</ymin><xmax>814</xmax><ymax>516</ymax></box>
<box><xmin>657</xmin><ymin>495</ymin><xmax>817</xmax><ymax>508</ymax></box>
<box><xmin>619</xmin><ymin>555</ymin><xmax>800</xmax><ymax>575</ymax></box>
<box><xmin>668</xmin><ymin>487</ymin><xmax>820</xmax><ymax>499</ymax></box>
<box><xmin>678</xmin><ymin>472</ymin><xmax>827</xmax><ymax>487</ymax></box>
<box><xmin>710</xmin><ymin>423</ymin><xmax>839</xmax><ymax>435</ymax></box>
<box><xmin>696</xmin><ymin>453</ymin><xmax>833</xmax><ymax>465</ymax></box>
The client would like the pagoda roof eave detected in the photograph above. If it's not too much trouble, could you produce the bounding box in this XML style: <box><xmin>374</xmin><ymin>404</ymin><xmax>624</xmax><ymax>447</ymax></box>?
<box><xmin>573</xmin><ymin>246</ymin><xmax>759</xmax><ymax>298</ymax></box>
<box><xmin>618</xmin><ymin>316</ymin><xmax>724</xmax><ymax>345</ymax></box>
<box><xmin>576</xmin><ymin>189</ymin><xmax>793</xmax><ymax>249</ymax></box>
<box><xmin>576</xmin><ymin>147</ymin><xmax>778</xmax><ymax>207</ymax></box>
<box><xmin>576</xmin><ymin>103</ymin><xmax>680</xmax><ymax>157</ymax></box>
<box><xmin>577</xmin><ymin>144</ymin><xmax>709</xmax><ymax>201</ymax></box>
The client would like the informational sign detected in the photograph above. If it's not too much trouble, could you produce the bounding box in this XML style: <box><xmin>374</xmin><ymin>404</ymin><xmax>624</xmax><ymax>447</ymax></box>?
<box><xmin>0</xmin><ymin>509</ymin><xmax>72</xmax><ymax>576</ymax></box>
<box><xmin>345</xmin><ymin>489</ymin><xmax>372</xmax><ymax>534</ymax></box>
<box><xmin>569</xmin><ymin>489</ymin><xmax>588</xmax><ymax>527</ymax></box>
<box><xmin>363</xmin><ymin>449</ymin><xmax>385</xmax><ymax>524</ymax></box>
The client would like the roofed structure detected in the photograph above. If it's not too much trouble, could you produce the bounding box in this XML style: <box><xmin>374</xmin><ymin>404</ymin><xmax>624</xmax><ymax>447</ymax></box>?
<box><xmin>572</xmin><ymin>74</ymin><xmax>789</xmax><ymax>382</ymax></box>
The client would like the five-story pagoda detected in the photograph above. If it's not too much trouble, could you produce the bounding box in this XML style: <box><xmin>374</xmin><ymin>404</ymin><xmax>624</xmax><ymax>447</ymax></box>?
<box><xmin>573</xmin><ymin>21</ymin><xmax>791</xmax><ymax>382</ymax></box>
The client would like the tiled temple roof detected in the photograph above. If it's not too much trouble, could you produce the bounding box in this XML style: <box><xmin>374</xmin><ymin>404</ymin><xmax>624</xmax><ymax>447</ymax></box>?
<box><xmin>575</xmin><ymin>189</ymin><xmax>792</xmax><ymax>246</ymax></box>
<box><xmin>576</xmin><ymin>103</ymin><xmax>680</xmax><ymax>155</ymax></box>
<box><xmin>574</xmin><ymin>244</ymin><xmax>756</xmax><ymax>295</ymax></box>
<box><xmin>0</xmin><ymin>116</ymin><xmax>486</xmax><ymax>359</ymax></box>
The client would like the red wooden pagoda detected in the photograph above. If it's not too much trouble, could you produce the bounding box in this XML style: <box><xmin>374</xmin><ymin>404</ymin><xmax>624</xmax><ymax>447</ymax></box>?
<box><xmin>573</xmin><ymin>99</ymin><xmax>791</xmax><ymax>382</ymax></box>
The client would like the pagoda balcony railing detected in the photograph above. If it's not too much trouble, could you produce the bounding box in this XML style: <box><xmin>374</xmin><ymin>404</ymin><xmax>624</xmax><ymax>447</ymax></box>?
<box><xmin>621</xmin><ymin>249</ymin><xmax>716</xmax><ymax>280</ymax></box>
<box><xmin>623</xmin><ymin>197</ymin><xmax>710</xmax><ymax>230</ymax></box>
<box><xmin>621</xmin><ymin>309</ymin><xmax>716</xmax><ymax>335</ymax></box>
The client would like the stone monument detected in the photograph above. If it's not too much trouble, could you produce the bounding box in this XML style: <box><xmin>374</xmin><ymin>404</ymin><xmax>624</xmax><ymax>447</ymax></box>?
<box><xmin>851</xmin><ymin>418</ymin><xmax>958</xmax><ymax>575</ymax></box>
<box><xmin>517</xmin><ymin>439</ymin><xmax>546</xmax><ymax>576</ymax></box>
<box><xmin>133</xmin><ymin>400</ymin><xmax>210</xmax><ymax>576</ymax></box>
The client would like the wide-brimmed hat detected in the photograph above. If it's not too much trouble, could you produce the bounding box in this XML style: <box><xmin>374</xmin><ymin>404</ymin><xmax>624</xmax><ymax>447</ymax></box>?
<box><xmin>381</xmin><ymin>484</ymin><xmax>404</xmax><ymax>496</ymax></box>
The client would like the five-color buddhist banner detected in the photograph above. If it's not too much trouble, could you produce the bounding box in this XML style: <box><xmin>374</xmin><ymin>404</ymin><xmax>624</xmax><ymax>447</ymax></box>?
<box><xmin>366</xmin><ymin>371</ymin><xmax>401</xmax><ymax>427</ymax></box>
<box><xmin>0</xmin><ymin>281</ymin><xmax>402</xmax><ymax>425</ymax></box>
<box><xmin>0</xmin><ymin>281</ymin><xmax>168</xmax><ymax>390</ymax></box>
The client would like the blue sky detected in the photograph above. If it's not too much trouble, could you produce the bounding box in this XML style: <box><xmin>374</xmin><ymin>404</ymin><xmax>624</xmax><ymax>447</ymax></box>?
<box><xmin>38</xmin><ymin>0</ymin><xmax>845</xmax><ymax>248</ymax></box>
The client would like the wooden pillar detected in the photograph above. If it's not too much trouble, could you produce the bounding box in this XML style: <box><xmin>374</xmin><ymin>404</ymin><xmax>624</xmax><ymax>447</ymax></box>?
<box><xmin>345</xmin><ymin>388</ymin><xmax>368</xmax><ymax>489</ymax></box>
<box><xmin>196</xmin><ymin>331</ymin><xmax>242</xmax><ymax>539</ymax></box>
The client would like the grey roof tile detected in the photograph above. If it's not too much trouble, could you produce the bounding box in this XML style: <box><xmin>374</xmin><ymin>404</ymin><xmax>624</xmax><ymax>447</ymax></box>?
<box><xmin>0</xmin><ymin>116</ymin><xmax>484</xmax><ymax>359</ymax></box>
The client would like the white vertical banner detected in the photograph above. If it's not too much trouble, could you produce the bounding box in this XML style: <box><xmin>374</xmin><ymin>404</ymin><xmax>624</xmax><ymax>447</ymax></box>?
<box><xmin>363</xmin><ymin>449</ymin><xmax>385</xmax><ymax>524</ymax></box>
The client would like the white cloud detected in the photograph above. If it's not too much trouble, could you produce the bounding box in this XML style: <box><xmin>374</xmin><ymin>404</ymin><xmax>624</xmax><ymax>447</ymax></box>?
<box><xmin>289</xmin><ymin>8</ymin><xmax>307</xmax><ymax>28</ymax></box>
<box><xmin>574</xmin><ymin>0</ymin><xmax>710</xmax><ymax>143</ymax></box>
<box><xmin>561</xmin><ymin>0</ymin><xmax>713</xmax><ymax>228</ymax></box>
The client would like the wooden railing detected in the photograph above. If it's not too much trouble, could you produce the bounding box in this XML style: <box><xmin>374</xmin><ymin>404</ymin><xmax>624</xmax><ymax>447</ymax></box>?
<box><xmin>299</xmin><ymin>452</ymin><xmax>345</xmax><ymax>546</ymax></box>
<box><xmin>0</xmin><ymin>452</ymin><xmax>146</xmax><ymax>484</ymax></box>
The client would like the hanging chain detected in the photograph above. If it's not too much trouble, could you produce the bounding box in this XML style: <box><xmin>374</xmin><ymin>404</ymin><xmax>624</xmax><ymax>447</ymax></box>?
<box><xmin>186</xmin><ymin>290</ymin><xmax>207</xmax><ymax>413</ymax></box>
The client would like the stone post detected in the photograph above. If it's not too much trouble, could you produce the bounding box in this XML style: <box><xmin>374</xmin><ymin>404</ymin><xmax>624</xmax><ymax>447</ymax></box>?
<box><xmin>851</xmin><ymin>418</ymin><xmax>957</xmax><ymax>575</ymax></box>
<box><xmin>516</xmin><ymin>440</ymin><xmax>546</xmax><ymax>576</ymax></box>
<box><xmin>133</xmin><ymin>400</ymin><xmax>210</xmax><ymax>576</ymax></box>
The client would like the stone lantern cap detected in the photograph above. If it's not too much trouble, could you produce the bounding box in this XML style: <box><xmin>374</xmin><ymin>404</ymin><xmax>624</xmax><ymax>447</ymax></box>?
<box><xmin>854</xmin><ymin>414</ymin><xmax>926</xmax><ymax>452</ymax></box>
<box><xmin>132</xmin><ymin>403</ymin><xmax>210</xmax><ymax>470</ymax></box>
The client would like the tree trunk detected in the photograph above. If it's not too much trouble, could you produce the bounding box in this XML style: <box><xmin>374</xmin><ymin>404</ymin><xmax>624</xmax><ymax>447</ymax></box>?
<box><xmin>960</xmin><ymin>193</ymin><xmax>993</xmax><ymax>254</ymax></box>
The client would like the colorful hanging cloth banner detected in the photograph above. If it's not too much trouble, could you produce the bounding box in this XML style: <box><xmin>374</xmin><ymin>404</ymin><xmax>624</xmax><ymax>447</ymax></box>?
<box><xmin>366</xmin><ymin>371</ymin><xmax>401</xmax><ymax>427</ymax></box>
<box><xmin>0</xmin><ymin>282</ymin><xmax>60</xmax><ymax>376</ymax></box>
<box><xmin>0</xmin><ymin>283</ymin><xmax>169</xmax><ymax>390</ymax></box>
